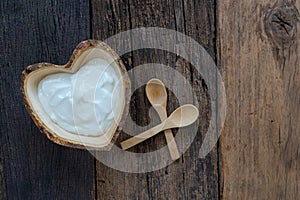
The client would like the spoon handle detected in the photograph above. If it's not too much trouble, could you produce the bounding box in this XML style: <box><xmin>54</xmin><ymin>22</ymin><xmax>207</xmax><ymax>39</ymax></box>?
<box><xmin>154</xmin><ymin>106</ymin><xmax>180</xmax><ymax>160</ymax></box>
<box><xmin>164</xmin><ymin>129</ymin><xmax>180</xmax><ymax>160</ymax></box>
<box><xmin>120</xmin><ymin>123</ymin><xmax>165</xmax><ymax>150</ymax></box>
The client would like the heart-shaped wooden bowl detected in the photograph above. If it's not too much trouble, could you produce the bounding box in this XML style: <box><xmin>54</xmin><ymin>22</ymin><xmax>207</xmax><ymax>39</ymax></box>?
<box><xmin>21</xmin><ymin>40</ymin><xmax>131</xmax><ymax>150</ymax></box>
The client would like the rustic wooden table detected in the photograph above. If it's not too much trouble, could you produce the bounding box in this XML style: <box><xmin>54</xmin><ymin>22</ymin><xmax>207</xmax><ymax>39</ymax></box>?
<box><xmin>0</xmin><ymin>0</ymin><xmax>299</xmax><ymax>199</ymax></box>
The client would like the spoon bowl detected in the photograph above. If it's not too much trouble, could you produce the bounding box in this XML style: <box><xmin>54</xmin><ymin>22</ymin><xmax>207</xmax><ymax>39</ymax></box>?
<box><xmin>146</xmin><ymin>79</ymin><xmax>167</xmax><ymax>107</ymax></box>
<box><xmin>166</xmin><ymin>104</ymin><xmax>199</xmax><ymax>128</ymax></box>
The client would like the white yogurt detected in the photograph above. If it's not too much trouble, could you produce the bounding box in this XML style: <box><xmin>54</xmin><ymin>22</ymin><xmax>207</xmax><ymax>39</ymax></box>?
<box><xmin>38</xmin><ymin>58</ymin><xmax>120</xmax><ymax>136</ymax></box>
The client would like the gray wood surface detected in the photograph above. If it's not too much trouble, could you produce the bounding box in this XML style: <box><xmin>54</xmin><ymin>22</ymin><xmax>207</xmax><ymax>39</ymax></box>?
<box><xmin>2</xmin><ymin>0</ymin><xmax>299</xmax><ymax>199</ymax></box>
<box><xmin>0</xmin><ymin>1</ymin><xmax>94</xmax><ymax>199</ymax></box>
<box><xmin>92</xmin><ymin>0</ymin><xmax>220</xmax><ymax>199</ymax></box>
<box><xmin>0</xmin><ymin>160</ymin><xmax>6</xmax><ymax>200</ymax></box>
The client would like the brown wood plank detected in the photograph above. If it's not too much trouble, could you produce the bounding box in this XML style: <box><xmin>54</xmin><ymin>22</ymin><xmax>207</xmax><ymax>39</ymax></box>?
<box><xmin>0</xmin><ymin>1</ymin><xmax>94</xmax><ymax>199</ymax></box>
<box><xmin>219</xmin><ymin>0</ymin><xmax>300</xmax><ymax>199</ymax></box>
<box><xmin>92</xmin><ymin>0</ymin><xmax>219</xmax><ymax>199</ymax></box>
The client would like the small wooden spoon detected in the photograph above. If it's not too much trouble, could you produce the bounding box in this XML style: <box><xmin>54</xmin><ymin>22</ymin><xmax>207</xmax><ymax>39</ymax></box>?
<box><xmin>146</xmin><ymin>79</ymin><xmax>180</xmax><ymax>160</ymax></box>
<box><xmin>120</xmin><ymin>104</ymin><xmax>199</xmax><ymax>150</ymax></box>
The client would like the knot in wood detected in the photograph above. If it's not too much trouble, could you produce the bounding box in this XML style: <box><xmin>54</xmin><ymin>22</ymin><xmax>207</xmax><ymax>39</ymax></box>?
<box><xmin>264</xmin><ymin>3</ymin><xmax>300</xmax><ymax>49</ymax></box>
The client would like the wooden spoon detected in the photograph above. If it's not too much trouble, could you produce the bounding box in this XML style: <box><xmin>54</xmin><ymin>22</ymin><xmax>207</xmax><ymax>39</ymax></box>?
<box><xmin>146</xmin><ymin>79</ymin><xmax>180</xmax><ymax>160</ymax></box>
<box><xmin>120</xmin><ymin>104</ymin><xmax>199</xmax><ymax>150</ymax></box>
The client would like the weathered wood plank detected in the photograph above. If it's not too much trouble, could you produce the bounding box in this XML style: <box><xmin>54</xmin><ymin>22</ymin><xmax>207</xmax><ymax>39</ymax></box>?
<box><xmin>92</xmin><ymin>0</ymin><xmax>219</xmax><ymax>199</ymax></box>
<box><xmin>0</xmin><ymin>160</ymin><xmax>6</xmax><ymax>200</ymax></box>
<box><xmin>0</xmin><ymin>1</ymin><xmax>94</xmax><ymax>199</ymax></box>
<box><xmin>219</xmin><ymin>0</ymin><xmax>300</xmax><ymax>199</ymax></box>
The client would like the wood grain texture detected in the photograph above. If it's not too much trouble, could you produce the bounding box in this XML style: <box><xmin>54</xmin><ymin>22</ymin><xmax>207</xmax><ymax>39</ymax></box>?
<box><xmin>92</xmin><ymin>0</ymin><xmax>220</xmax><ymax>199</ymax></box>
<box><xmin>0</xmin><ymin>160</ymin><xmax>6</xmax><ymax>200</ymax></box>
<box><xmin>0</xmin><ymin>1</ymin><xmax>94</xmax><ymax>199</ymax></box>
<box><xmin>4</xmin><ymin>0</ymin><xmax>299</xmax><ymax>198</ymax></box>
<box><xmin>219</xmin><ymin>0</ymin><xmax>300</xmax><ymax>199</ymax></box>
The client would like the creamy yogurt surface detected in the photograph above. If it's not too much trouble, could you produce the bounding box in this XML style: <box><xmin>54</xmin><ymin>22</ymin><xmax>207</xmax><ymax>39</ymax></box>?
<box><xmin>38</xmin><ymin>58</ymin><xmax>120</xmax><ymax>136</ymax></box>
